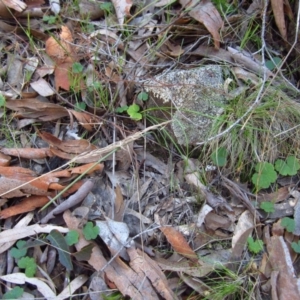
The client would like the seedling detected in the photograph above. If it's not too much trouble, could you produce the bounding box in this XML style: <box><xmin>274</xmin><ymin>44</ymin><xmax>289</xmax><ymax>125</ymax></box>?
<box><xmin>281</xmin><ymin>217</ymin><xmax>295</xmax><ymax>233</ymax></box>
<box><xmin>116</xmin><ymin>104</ymin><xmax>143</xmax><ymax>121</ymax></box>
<box><xmin>137</xmin><ymin>91</ymin><xmax>149</xmax><ymax>101</ymax></box>
<box><xmin>3</xmin><ymin>286</ymin><xmax>24</xmax><ymax>299</ymax></box>
<box><xmin>43</xmin><ymin>15</ymin><xmax>57</xmax><ymax>24</ymax></box>
<box><xmin>275</xmin><ymin>156</ymin><xmax>300</xmax><ymax>176</ymax></box>
<box><xmin>18</xmin><ymin>257</ymin><xmax>37</xmax><ymax>277</ymax></box>
<box><xmin>260</xmin><ymin>201</ymin><xmax>275</xmax><ymax>213</ymax></box>
<box><xmin>251</xmin><ymin>162</ymin><xmax>277</xmax><ymax>191</ymax></box>
<box><xmin>247</xmin><ymin>237</ymin><xmax>264</xmax><ymax>254</ymax></box>
<box><xmin>292</xmin><ymin>241</ymin><xmax>300</xmax><ymax>254</ymax></box>
<box><xmin>47</xmin><ymin>230</ymin><xmax>73</xmax><ymax>271</ymax></box>
<box><xmin>72</xmin><ymin>62</ymin><xmax>84</xmax><ymax>74</ymax></box>
<box><xmin>10</xmin><ymin>240</ymin><xmax>27</xmax><ymax>259</ymax></box>
<box><xmin>65</xmin><ymin>230</ymin><xmax>80</xmax><ymax>246</ymax></box>
<box><xmin>83</xmin><ymin>222</ymin><xmax>100</xmax><ymax>240</ymax></box>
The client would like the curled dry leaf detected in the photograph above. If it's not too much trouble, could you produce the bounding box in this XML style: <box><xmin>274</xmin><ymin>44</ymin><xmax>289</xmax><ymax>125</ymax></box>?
<box><xmin>0</xmin><ymin>152</ymin><xmax>11</xmax><ymax>166</ymax></box>
<box><xmin>179</xmin><ymin>0</ymin><xmax>223</xmax><ymax>49</ymax></box>
<box><xmin>6</xmin><ymin>98</ymin><xmax>69</xmax><ymax>121</ymax></box>
<box><xmin>111</xmin><ymin>0</ymin><xmax>133</xmax><ymax>27</ymax></box>
<box><xmin>2</xmin><ymin>0</ymin><xmax>27</xmax><ymax>12</ymax></box>
<box><xmin>270</xmin><ymin>0</ymin><xmax>287</xmax><ymax>41</ymax></box>
<box><xmin>0</xmin><ymin>195</ymin><xmax>49</xmax><ymax>219</ymax></box>
<box><xmin>160</xmin><ymin>226</ymin><xmax>198</xmax><ymax>262</ymax></box>
<box><xmin>0</xmin><ymin>147</ymin><xmax>53</xmax><ymax>159</ymax></box>
<box><xmin>69</xmin><ymin>110</ymin><xmax>102</xmax><ymax>132</ymax></box>
<box><xmin>39</xmin><ymin>131</ymin><xmax>97</xmax><ymax>155</ymax></box>
<box><xmin>45</xmin><ymin>26</ymin><xmax>74</xmax><ymax>63</ymax></box>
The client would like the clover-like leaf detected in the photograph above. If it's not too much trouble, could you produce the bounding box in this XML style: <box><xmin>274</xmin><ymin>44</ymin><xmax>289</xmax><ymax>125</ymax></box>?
<box><xmin>3</xmin><ymin>286</ymin><xmax>24</xmax><ymax>299</ymax></box>
<box><xmin>83</xmin><ymin>222</ymin><xmax>100</xmax><ymax>240</ymax></box>
<box><xmin>72</xmin><ymin>62</ymin><xmax>84</xmax><ymax>74</ymax></box>
<box><xmin>10</xmin><ymin>240</ymin><xmax>27</xmax><ymax>259</ymax></box>
<box><xmin>252</xmin><ymin>162</ymin><xmax>277</xmax><ymax>191</ymax></box>
<box><xmin>292</xmin><ymin>241</ymin><xmax>300</xmax><ymax>254</ymax></box>
<box><xmin>260</xmin><ymin>201</ymin><xmax>275</xmax><ymax>213</ymax></box>
<box><xmin>65</xmin><ymin>230</ymin><xmax>79</xmax><ymax>246</ymax></box>
<box><xmin>137</xmin><ymin>91</ymin><xmax>149</xmax><ymax>101</ymax></box>
<box><xmin>116</xmin><ymin>105</ymin><xmax>128</xmax><ymax>113</ymax></box>
<box><xmin>275</xmin><ymin>156</ymin><xmax>300</xmax><ymax>176</ymax></box>
<box><xmin>18</xmin><ymin>257</ymin><xmax>37</xmax><ymax>277</ymax></box>
<box><xmin>281</xmin><ymin>217</ymin><xmax>295</xmax><ymax>233</ymax></box>
<box><xmin>127</xmin><ymin>104</ymin><xmax>142</xmax><ymax>121</ymax></box>
<box><xmin>247</xmin><ymin>237</ymin><xmax>264</xmax><ymax>254</ymax></box>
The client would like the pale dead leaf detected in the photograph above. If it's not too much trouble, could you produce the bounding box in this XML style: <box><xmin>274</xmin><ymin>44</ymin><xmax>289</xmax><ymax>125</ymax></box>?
<box><xmin>0</xmin><ymin>224</ymin><xmax>69</xmax><ymax>250</ymax></box>
<box><xmin>111</xmin><ymin>0</ymin><xmax>133</xmax><ymax>27</ymax></box>
<box><xmin>56</xmin><ymin>275</ymin><xmax>88</xmax><ymax>300</ymax></box>
<box><xmin>30</xmin><ymin>78</ymin><xmax>55</xmax><ymax>97</ymax></box>
<box><xmin>0</xmin><ymin>273</ymin><xmax>56</xmax><ymax>298</ymax></box>
<box><xmin>179</xmin><ymin>0</ymin><xmax>223</xmax><ymax>49</ymax></box>
<box><xmin>270</xmin><ymin>0</ymin><xmax>287</xmax><ymax>41</ymax></box>
<box><xmin>2</xmin><ymin>0</ymin><xmax>26</xmax><ymax>12</ymax></box>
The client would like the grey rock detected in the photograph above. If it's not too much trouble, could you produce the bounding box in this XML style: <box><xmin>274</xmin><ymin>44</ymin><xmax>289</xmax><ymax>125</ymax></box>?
<box><xmin>144</xmin><ymin>65</ymin><xmax>226</xmax><ymax>145</ymax></box>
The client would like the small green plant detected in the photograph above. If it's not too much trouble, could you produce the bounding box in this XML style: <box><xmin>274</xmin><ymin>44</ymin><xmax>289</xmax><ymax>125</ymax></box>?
<box><xmin>265</xmin><ymin>57</ymin><xmax>282</xmax><ymax>71</ymax></box>
<box><xmin>72</xmin><ymin>62</ymin><xmax>84</xmax><ymax>74</ymax></box>
<box><xmin>252</xmin><ymin>162</ymin><xmax>277</xmax><ymax>191</ymax></box>
<box><xmin>83</xmin><ymin>222</ymin><xmax>100</xmax><ymax>240</ymax></box>
<box><xmin>3</xmin><ymin>286</ymin><xmax>24</xmax><ymax>299</ymax></box>
<box><xmin>65</xmin><ymin>230</ymin><xmax>80</xmax><ymax>246</ymax></box>
<box><xmin>43</xmin><ymin>15</ymin><xmax>57</xmax><ymax>24</ymax></box>
<box><xmin>137</xmin><ymin>91</ymin><xmax>149</xmax><ymax>101</ymax></box>
<box><xmin>252</xmin><ymin>156</ymin><xmax>300</xmax><ymax>191</ymax></box>
<box><xmin>47</xmin><ymin>230</ymin><xmax>73</xmax><ymax>271</ymax></box>
<box><xmin>10</xmin><ymin>240</ymin><xmax>27</xmax><ymax>259</ymax></box>
<box><xmin>100</xmin><ymin>2</ymin><xmax>114</xmax><ymax>15</ymax></box>
<box><xmin>116</xmin><ymin>104</ymin><xmax>143</xmax><ymax>121</ymax></box>
<box><xmin>281</xmin><ymin>217</ymin><xmax>295</xmax><ymax>233</ymax></box>
<box><xmin>211</xmin><ymin>147</ymin><xmax>228</xmax><ymax>167</ymax></box>
<box><xmin>291</xmin><ymin>241</ymin><xmax>300</xmax><ymax>254</ymax></box>
<box><xmin>247</xmin><ymin>237</ymin><xmax>264</xmax><ymax>254</ymax></box>
<box><xmin>18</xmin><ymin>257</ymin><xmax>37</xmax><ymax>277</ymax></box>
<box><xmin>127</xmin><ymin>103</ymin><xmax>142</xmax><ymax>121</ymax></box>
<box><xmin>260</xmin><ymin>201</ymin><xmax>275</xmax><ymax>213</ymax></box>
<box><xmin>274</xmin><ymin>156</ymin><xmax>300</xmax><ymax>176</ymax></box>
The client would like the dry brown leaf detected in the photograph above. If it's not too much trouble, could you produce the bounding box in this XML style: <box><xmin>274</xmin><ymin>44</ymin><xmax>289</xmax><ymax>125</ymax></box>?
<box><xmin>0</xmin><ymin>152</ymin><xmax>11</xmax><ymax>166</ymax></box>
<box><xmin>0</xmin><ymin>147</ymin><xmax>53</xmax><ymax>159</ymax></box>
<box><xmin>270</xmin><ymin>0</ymin><xmax>287</xmax><ymax>41</ymax></box>
<box><xmin>6</xmin><ymin>98</ymin><xmax>69</xmax><ymax>121</ymax></box>
<box><xmin>111</xmin><ymin>0</ymin><xmax>132</xmax><ymax>27</ymax></box>
<box><xmin>127</xmin><ymin>247</ymin><xmax>178</xmax><ymax>300</ymax></box>
<box><xmin>266</xmin><ymin>235</ymin><xmax>300</xmax><ymax>299</ymax></box>
<box><xmin>63</xmin><ymin>210</ymin><xmax>145</xmax><ymax>299</ymax></box>
<box><xmin>160</xmin><ymin>226</ymin><xmax>198</xmax><ymax>262</ymax></box>
<box><xmin>39</xmin><ymin>131</ymin><xmax>97</xmax><ymax>154</ymax></box>
<box><xmin>2</xmin><ymin>0</ymin><xmax>26</xmax><ymax>12</ymax></box>
<box><xmin>69</xmin><ymin>163</ymin><xmax>104</xmax><ymax>174</ymax></box>
<box><xmin>179</xmin><ymin>0</ymin><xmax>223</xmax><ymax>49</ymax></box>
<box><xmin>0</xmin><ymin>195</ymin><xmax>49</xmax><ymax>219</ymax></box>
<box><xmin>54</xmin><ymin>61</ymin><xmax>73</xmax><ymax>91</ymax></box>
<box><xmin>0</xmin><ymin>177</ymin><xmax>48</xmax><ymax>198</ymax></box>
<box><xmin>69</xmin><ymin>110</ymin><xmax>102</xmax><ymax>132</ymax></box>
<box><xmin>114</xmin><ymin>185</ymin><xmax>125</xmax><ymax>222</ymax></box>
<box><xmin>45</xmin><ymin>26</ymin><xmax>74</xmax><ymax>63</ymax></box>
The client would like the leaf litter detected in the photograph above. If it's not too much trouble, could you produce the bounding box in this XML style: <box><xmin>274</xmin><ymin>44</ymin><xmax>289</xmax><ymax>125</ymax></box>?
<box><xmin>0</xmin><ymin>0</ymin><xmax>299</xmax><ymax>299</ymax></box>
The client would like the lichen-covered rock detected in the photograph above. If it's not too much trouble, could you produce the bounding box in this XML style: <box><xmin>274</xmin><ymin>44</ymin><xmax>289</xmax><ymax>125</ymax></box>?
<box><xmin>144</xmin><ymin>65</ymin><xmax>225</xmax><ymax>145</ymax></box>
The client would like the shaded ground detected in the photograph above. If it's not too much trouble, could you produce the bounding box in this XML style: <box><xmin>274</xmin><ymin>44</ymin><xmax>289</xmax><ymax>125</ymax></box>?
<box><xmin>0</xmin><ymin>0</ymin><xmax>300</xmax><ymax>299</ymax></box>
